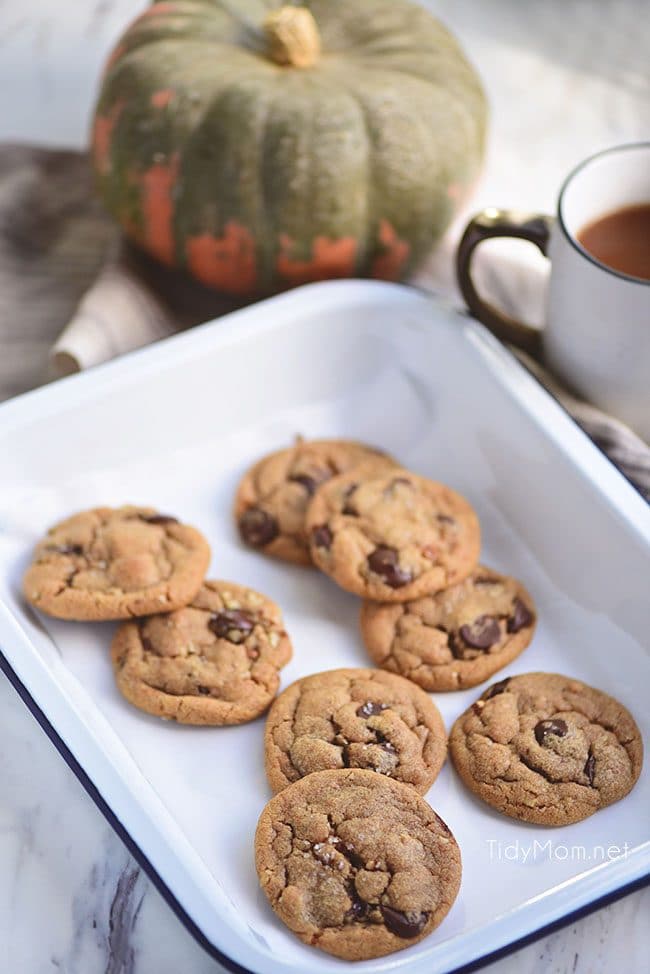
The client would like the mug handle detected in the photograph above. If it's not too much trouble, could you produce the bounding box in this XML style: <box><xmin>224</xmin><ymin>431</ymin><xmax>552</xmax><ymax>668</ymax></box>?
<box><xmin>456</xmin><ymin>209</ymin><xmax>554</xmax><ymax>357</ymax></box>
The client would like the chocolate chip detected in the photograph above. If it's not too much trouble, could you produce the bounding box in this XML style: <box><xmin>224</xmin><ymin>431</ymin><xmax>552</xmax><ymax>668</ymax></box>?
<box><xmin>197</xmin><ymin>685</ymin><xmax>211</xmax><ymax>695</ymax></box>
<box><xmin>356</xmin><ymin>701</ymin><xmax>387</xmax><ymax>718</ymax></box>
<box><xmin>238</xmin><ymin>508</ymin><xmax>279</xmax><ymax>547</ymax></box>
<box><xmin>367</xmin><ymin>546</ymin><xmax>413</xmax><ymax>588</ymax></box>
<box><xmin>46</xmin><ymin>543</ymin><xmax>83</xmax><ymax>555</ymax></box>
<box><xmin>584</xmin><ymin>752</ymin><xmax>596</xmax><ymax>785</ymax></box>
<box><xmin>289</xmin><ymin>472</ymin><xmax>328</xmax><ymax>495</ymax></box>
<box><xmin>534</xmin><ymin>718</ymin><xmax>568</xmax><ymax>745</ymax></box>
<box><xmin>507</xmin><ymin>597</ymin><xmax>533</xmax><ymax>633</ymax></box>
<box><xmin>380</xmin><ymin>905</ymin><xmax>428</xmax><ymax>938</ymax></box>
<box><xmin>437</xmin><ymin>514</ymin><xmax>456</xmax><ymax>525</ymax></box>
<box><xmin>341</xmin><ymin>483</ymin><xmax>359</xmax><ymax>516</ymax></box>
<box><xmin>141</xmin><ymin>514</ymin><xmax>179</xmax><ymax>525</ymax></box>
<box><xmin>459</xmin><ymin>615</ymin><xmax>501</xmax><ymax>649</ymax></box>
<box><xmin>345</xmin><ymin>887</ymin><xmax>370</xmax><ymax>922</ymax></box>
<box><xmin>374</xmin><ymin>730</ymin><xmax>396</xmax><ymax>753</ymax></box>
<box><xmin>209</xmin><ymin>609</ymin><xmax>254</xmax><ymax>642</ymax></box>
<box><xmin>448</xmin><ymin>633</ymin><xmax>477</xmax><ymax>660</ymax></box>
<box><xmin>483</xmin><ymin>677</ymin><xmax>511</xmax><ymax>699</ymax></box>
<box><xmin>339</xmin><ymin>841</ymin><xmax>366</xmax><ymax>870</ymax></box>
<box><xmin>311</xmin><ymin>524</ymin><xmax>333</xmax><ymax>549</ymax></box>
<box><xmin>141</xmin><ymin>634</ymin><xmax>157</xmax><ymax>655</ymax></box>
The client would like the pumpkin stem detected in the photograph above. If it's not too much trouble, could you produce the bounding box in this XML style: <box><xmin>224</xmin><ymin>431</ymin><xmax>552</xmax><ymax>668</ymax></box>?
<box><xmin>264</xmin><ymin>6</ymin><xmax>321</xmax><ymax>68</ymax></box>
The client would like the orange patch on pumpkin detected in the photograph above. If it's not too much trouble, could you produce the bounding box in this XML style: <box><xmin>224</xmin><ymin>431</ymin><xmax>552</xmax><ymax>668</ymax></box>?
<box><xmin>371</xmin><ymin>220</ymin><xmax>410</xmax><ymax>281</ymax></box>
<box><xmin>186</xmin><ymin>223</ymin><xmax>257</xmax><ymax>295</ymax></box>
<box><xmin>139</xmin><ymin>154</ymin><xmax>180</xmax><ymax>266</ymax></box>
<box><xmin>130</xmin><ymin>2</ymin><xmax>176</xmax><ymax>33</ymax></box>
<box><xmin>134</xmin><ymin>2</ymin><xmax>175</xmax><ymax>22</ymax></box>
<box><xmin>92</xmin><ymin>99</ymin><xmax>125</xmax><ymax>174</ymax></box>
<box><xmin>276</xmin><ymin>234</ymin><xmax>357</xmax><ymax>286</ymax></box>
<box><xmin>151</xmin><ymin>88</ymin><xmax>174</xmax><ymax>109</ymax></box>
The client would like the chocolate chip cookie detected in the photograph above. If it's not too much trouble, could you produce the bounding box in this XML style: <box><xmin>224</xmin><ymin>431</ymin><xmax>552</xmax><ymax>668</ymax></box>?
<box><xmin>255</xmin><ymin>768</ymin><xmax>461</xmax><ymax>960</ymax></box>
<box><xmin>360</xmin><ymin>566</ymin><xmax>536</xmax><ymax>691</ymax></box>
<box><xmin>23</xmin><ymin>506</ymin><xmax>210</xmax><ymax>621</ymax></box>
<box><xmin>449</xmin><ymin>672</ymin><xmax>643</xmax><ymax>826</ymax></box>
<box><xmin>234</xmin><ymin>438</ymin><xmax>394</xmax><ymax>565</ymax></box>
<box><xmin>111</xmin><ymin>580</ymin><xmax>292</xmax><ymax>724</ymax></box>
<box><xmin>306</xmin><ymin>470</ymin><xmax>480</xmax><ymax>602</ymax></box>
<box><xmin>264</xmin><ymin>668</ymin><xmax>446</xmax><ymax>795</ymax></box>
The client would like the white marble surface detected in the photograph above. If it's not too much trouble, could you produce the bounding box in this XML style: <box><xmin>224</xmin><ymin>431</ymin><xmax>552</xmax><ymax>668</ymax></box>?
<box><xmin>0</xmin><ymin>2</ymin><xmax>648</xmax><ymax>972</ymax></box>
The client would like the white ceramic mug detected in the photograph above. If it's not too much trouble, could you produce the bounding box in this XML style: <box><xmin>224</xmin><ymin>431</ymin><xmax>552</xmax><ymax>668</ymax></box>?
<box><xmin>456</xmin><ymin>142</ymin><xmax>650</xmax><ymax>439</ymax></box>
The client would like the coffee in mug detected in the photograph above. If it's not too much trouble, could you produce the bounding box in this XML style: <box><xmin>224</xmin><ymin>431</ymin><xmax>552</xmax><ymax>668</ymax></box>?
<box><xmin>577</xmin><ymin>204</ymin><xmax>650</xmax><ymax>281</ymax></box>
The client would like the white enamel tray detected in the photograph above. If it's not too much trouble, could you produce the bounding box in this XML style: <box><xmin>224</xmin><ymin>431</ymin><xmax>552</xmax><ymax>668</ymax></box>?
<box><xmin>0</xmin><ymin>281</ymin><xmax>648</xmax><ymax>974</ymax></box>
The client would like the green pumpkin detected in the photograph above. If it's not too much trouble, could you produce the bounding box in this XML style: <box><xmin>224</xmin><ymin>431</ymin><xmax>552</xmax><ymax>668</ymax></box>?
<box><xmin>92</xmin><ymin>0</ymin><xmax>487</xmax><ymax>296</ymax></box>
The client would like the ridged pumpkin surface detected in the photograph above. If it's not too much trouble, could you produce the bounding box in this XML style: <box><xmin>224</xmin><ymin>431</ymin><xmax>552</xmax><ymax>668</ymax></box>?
<box><xmin>92</xmin><ymin>0</ymin><xmax>487</xmax><ymax>296</ymax></box>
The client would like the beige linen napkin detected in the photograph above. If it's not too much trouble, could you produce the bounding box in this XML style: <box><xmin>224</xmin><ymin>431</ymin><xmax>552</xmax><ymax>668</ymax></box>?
<box><xmin>1</xmin><ymin>145</ymin><xmax>648</xmax><ymax>500</ymax></box>
<box><xmin>50</xmin><ymin>246</ymin><xmax>177</xmax><ymax>376</ymax></box>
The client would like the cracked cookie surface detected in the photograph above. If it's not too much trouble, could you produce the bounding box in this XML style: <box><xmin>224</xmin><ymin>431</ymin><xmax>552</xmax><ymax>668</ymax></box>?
<box><xmin>306</xmin><ymin>470</ymin><xmax>480</xmax><ymax>601</ymax></box>
<box><xmin>360</xmin><ymin>565</ymin><xmax>536</xmax><ymax>691</ymax></box>
<box><xmin>449</xmin><ymin>672</ymin><xmax>643</xmax><ymax>825</ymax></box>
<box><xmin>264</xmin><ymin>668</ymin><xmax>446</xmax><ymax>795</ymax></box>
<box><xmin>111</xmin><ymin>580</ymin><xmax>292</xmax><ymax>724</ymax></box>
<box><xmin>255</xmin><ymin>768</ymin><xmax>461</xmax><ymax>960</ymax></box>
<box><xmin>23</xmin><ymin>506</ymin><xmax>210</xmax><ymax>620</ymax></box>
<box><xmin>234</xmin><ymin>438</ymin><xmax>394</xmax><ymax>566</ymax></box>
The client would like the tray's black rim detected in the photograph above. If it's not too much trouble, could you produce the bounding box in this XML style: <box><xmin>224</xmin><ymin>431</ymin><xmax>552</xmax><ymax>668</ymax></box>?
<box><xmin>1</xmin><ymin>647</ymin><xmax>648</xmax><ymax>974</ymax></box>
